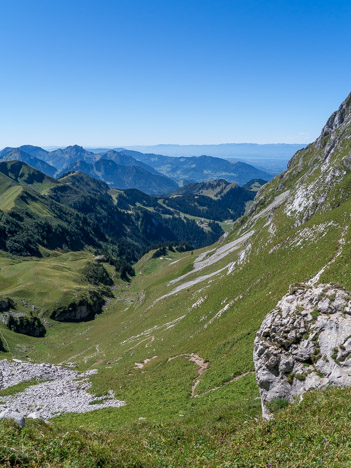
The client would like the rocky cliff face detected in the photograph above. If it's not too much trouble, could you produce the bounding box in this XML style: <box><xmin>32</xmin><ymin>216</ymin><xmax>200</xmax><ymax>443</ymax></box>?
<box><xmin>254</xmin><ymin>283</ymin><xmax>351</xmax><ymax>418</ymax></box>
<box><xmin>246</xmin><ymin>92</ymin><xmax>351</xmax><ymax>230</ymax></box>
<box><xmin>51</xmin><ymin>291</ymin><xmax>105</xmax><ymax>322</ymax></box>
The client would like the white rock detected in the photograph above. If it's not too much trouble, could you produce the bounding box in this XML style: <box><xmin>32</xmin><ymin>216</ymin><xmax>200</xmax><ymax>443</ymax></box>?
<box><xmin>0</xmin><ymin>359</ymin><xmax>125</xmax><ymax>420</ymax></box>
<box><xmin>254</xmin><ymin>283</ymin><xmax>351</xmax><ymax>418</ymax></box>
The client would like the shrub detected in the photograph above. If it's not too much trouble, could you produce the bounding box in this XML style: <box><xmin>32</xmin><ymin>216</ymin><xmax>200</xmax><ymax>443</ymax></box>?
<box><xmin>82</xmin><ymin>262</ymin><xmax>113</xmax><ymax>286</ymax></box>
<box><xmin>266</xmin><ymin>397</ymin><xmax>290</xmax><ymax>413</ymax></box>
<box><xmin>6</xmin><ymin>314</ymin><xmax>46</xmax><ymax>337</ymax></box>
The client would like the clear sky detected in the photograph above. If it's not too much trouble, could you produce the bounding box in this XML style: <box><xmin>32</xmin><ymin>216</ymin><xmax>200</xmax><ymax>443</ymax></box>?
<box><xmin>1</xmin><ymin>0</ymin><xmax>350</xmax><ymax>147</ymax></box>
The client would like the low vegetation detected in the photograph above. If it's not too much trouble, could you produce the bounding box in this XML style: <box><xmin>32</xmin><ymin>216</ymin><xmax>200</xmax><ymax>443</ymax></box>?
<box><xmin>0</xmin><ymin>387</ymin><xmax>350</xmax><ymax>466</ymax></box>
<box><xmin>7</xmin><ymin>314</ymin><xmax>46</xmax><ymax>337</ymax></box>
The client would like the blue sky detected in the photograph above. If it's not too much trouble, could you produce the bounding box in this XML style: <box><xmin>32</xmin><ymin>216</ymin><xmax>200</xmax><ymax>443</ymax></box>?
<box><xmin>0</xmin><ymin>0</ymin><xmax>350</xmax><ymax>147</ymax></box>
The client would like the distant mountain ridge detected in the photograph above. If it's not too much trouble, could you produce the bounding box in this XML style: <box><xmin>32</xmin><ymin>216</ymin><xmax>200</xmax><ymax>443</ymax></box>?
<box><xmin>0</xmin><ymin>149</ymin><xmax>57</xmax><ymax>177</ymax></box>
<box><xmin>119</xmin><ymin>143</ymin><xmax>305</xmax><ymax>174</ymax></box>
<box><xmin>115</xmin><ymin>149</ymin><xmax>271</xmax><ymax>184</ymax></box>
<box><xmin>0</xmin><ymin>143</ymin><xmax>272</xmax><ymax>193</ymax></box>
<box><xmin>122</xmin><ymin>142</ymin><xmax>305</xmax><ymax>157</ymax></box>
<box><xmin>59</xmin><ymin>159</ymin><xmax>178</xmax><ymax>195</ymax></box>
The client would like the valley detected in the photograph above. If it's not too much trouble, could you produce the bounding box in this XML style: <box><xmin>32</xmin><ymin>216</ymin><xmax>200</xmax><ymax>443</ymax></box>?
<box><xmin>1</xmin><ymin>92</ymin><xmax>351</xmax><ymax>466</ymax></box>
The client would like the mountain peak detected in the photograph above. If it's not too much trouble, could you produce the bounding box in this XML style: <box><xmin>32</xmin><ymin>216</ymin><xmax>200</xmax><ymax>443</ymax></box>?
<box><xmin>319</xmin><ymin>91</ymin><xmax>351</xmax><ymax>140</ymax></box>
<box><xmin>65</xmin><ymin>145</ymin><xmax>87</xmax><ymax>152</ymax></box>
<box><xmin>19</xmin><ymin>145</ymin><xmax>48</xmax><ymax>154</ymax></box>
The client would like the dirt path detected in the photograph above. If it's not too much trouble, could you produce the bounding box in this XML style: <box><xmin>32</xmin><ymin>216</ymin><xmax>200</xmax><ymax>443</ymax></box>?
<box><xmin>168</xmin><ymin>353</ymin><xmax>209</xmax><ymax>398</ymax></box>
<box><xmin>167</xmin><ymin>354</ymin><xmax>254</xmax><ymax>398</ymax></box>
<box><xmin>134</xmin><ymin>355</ymin><xmax>158</xmax><ymax>369</ymax></box>
<box><xmin>194</xmin><ymin>370</ymin><xmax>255</xmax><ymax>398</ymax></box>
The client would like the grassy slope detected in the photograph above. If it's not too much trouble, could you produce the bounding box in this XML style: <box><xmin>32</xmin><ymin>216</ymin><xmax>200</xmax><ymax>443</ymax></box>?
<box><xmin>0</xmin><ymin>250</ymin><xmax>104</xmax><ymax>313</ymax></box>
<box><xmin>1</xmin><ymin>189</ymin><xmax>351</xmax><ymax>464</ymax></box>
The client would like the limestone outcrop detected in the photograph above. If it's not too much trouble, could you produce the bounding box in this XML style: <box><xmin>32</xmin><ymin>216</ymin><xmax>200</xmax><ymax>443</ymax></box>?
<box><xmin>254</xmin><ymin>283</ymin><xmax>351</xmax><ymax>418</ymax></box>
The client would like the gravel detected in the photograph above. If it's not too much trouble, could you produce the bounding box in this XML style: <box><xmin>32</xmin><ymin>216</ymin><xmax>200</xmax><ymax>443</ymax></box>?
<box><xmin>0</xmin><ymin>359</ymin><xmax>125</xmax><ymax>420</ymax></box>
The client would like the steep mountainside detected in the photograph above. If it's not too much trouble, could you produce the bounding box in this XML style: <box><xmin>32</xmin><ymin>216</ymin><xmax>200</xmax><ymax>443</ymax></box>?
<box><xmin>161</xmin><ymin>179</ymin><xmax>264</xmax><ymax>221</ymax></box>
<box><xmin>1</xmin><ymin>93</ymin><xmax>351</xmax><ymax>466</ymax></box>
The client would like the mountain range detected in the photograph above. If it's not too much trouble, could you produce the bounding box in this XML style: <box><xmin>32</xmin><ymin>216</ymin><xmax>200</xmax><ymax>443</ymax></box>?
<box><xmin>0</xmin><ymin>160</ymin><xmax>227</xmax><ymax>261</ymax></box>
<box><xmin>119</xmin><ymin>143</ymin><xmax>306</xmax><ymax>174</ymax></box>
<box><xmin>115</xmin><ymin>149</ymin><xmax>271</xmax><ymax>184</ymax></box>
<box><xmin>1</xmin><ymin>93</ymin><xmax>351</xmax><ymax>465</ymax></box>
<box><xmin>0</xmin><ymin>144</ymin><xmax>271</xmax><ymax>194</ymax></box>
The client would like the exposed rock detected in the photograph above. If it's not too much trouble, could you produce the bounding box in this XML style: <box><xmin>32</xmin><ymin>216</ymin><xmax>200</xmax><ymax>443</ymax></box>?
<box><xmin>254</xmin><ymin>283</ymin><xmax>351</xmax><ymax>418</ymax></box>
<box><xmin>0</xmin><ymin>409</ymin><xmax>25</xmax><ymax>427</ymax></box>
<box><xmin>51</xmin><ymin>290</ymin><xmax>105</xmax><ymax>322</ymax></box>
<box><xmin>0</xmin><ymin>359</ymin><xmax>125</xmax><ymax>419</ymax></box>
<box><xmin>318</xmin><ymin>92</ymin><xmax>351</xmax><ymax>141</ymax></box>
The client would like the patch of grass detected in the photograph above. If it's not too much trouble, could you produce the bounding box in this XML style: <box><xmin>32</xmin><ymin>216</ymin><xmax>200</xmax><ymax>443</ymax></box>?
<box><xmin>0</xmin><ymin>379</ymin><xmax>41</xmax><ymax>397</ymax></box>
<box><xmin>0</xmin><ymin>185</ymin><xmax>23</xmax><ymax>211</ymax></box>
<box><xmin>88</xmin><ymin>398</ymin><xmax>110</xmax><ymax>405</ymax></box>
<box><xmin>1</xmin><ymin>387</ymin><xmax>351</xmax><ymax>466</ymax></box>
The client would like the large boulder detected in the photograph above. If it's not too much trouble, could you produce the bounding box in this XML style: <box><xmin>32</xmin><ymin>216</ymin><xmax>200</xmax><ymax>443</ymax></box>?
<box><xmin>254</xmin><ymin>283</ymin><xmax>351</xmax><ymax>418</ymax></box>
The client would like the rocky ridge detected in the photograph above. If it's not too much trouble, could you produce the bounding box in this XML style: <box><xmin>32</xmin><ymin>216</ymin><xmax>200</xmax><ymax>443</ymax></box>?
<box><xmin>254</xmin><ymin>283</ymin><xmax>351</xmax><ymax>418</ymax></box>
<box><xmin>245</xmin><ymin>92</ymin><xmax>351</xmax><ymax>231</ymax></box>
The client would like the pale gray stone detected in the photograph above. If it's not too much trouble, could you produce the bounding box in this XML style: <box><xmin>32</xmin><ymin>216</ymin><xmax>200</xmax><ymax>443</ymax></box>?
<box><xmin>254</xmin><ymin>283</ymin><xmax>351</xmax><ymax>419</ymax></box>
<box><xmin>0</xmin><ymin>359</ymin><xmax>125</xmax><ymax>420</ymax></box>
